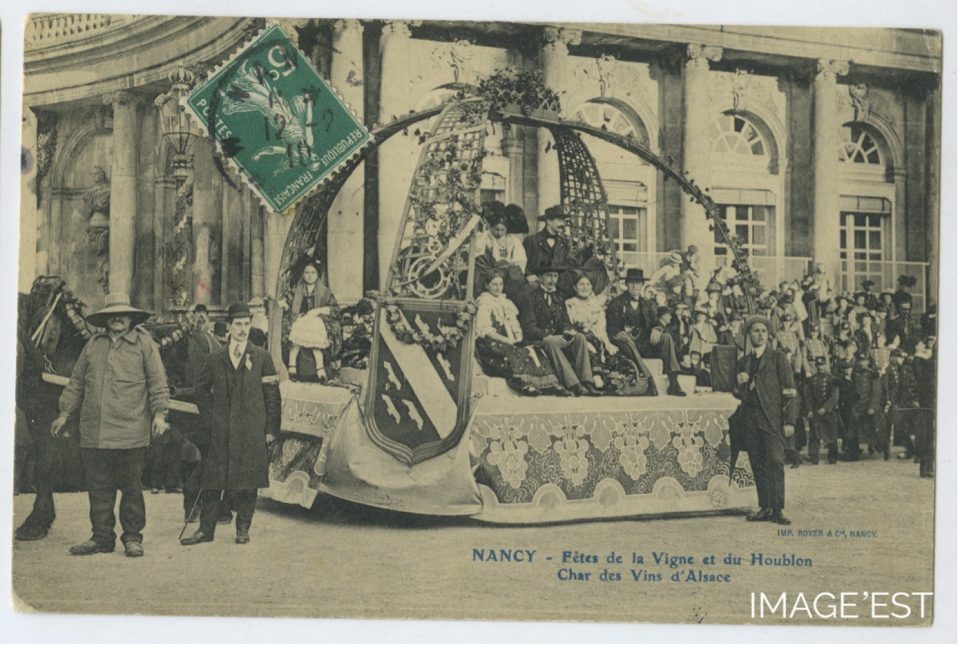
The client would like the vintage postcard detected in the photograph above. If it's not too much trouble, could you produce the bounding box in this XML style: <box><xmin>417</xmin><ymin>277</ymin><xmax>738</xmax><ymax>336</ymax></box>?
<box><xmin>8</xmin><ymin>7</ymin><xmax>950</xmax><ymax>635</ymax></box>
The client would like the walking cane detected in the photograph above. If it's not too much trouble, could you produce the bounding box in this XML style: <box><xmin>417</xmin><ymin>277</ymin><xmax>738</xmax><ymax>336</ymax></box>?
<box><xmin>179</xmin><ymin>489</ymin><xmax>203</xmax><ymax>542</ymax></box>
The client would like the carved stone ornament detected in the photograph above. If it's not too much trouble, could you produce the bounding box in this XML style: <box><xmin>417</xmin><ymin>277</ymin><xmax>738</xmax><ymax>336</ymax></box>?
<box><xmin>381</xmin><ymin>20</ymin><xmax>420</xmax><ymax>43</ymax></box>
<box><xmin>543</xmin><ymin>27</ymin><xmax>582</xmax><ymax>52</ymax></box>
<box><xmin>83</xmin><ymin>166</ymin><xmax>111</xmax><ymax>257</ymax></box>
<box><xmin>449</xmin><ymin>39</ymin><xmax>473</xmax><ymax>84</ymax></box>
<box><xmin>849</xmin><ymin>83</ymin><xmax>870</xmax><ymax>122</ymax></box>
<box><xmin>597</xmin><ymin>54</ymin><xmax>617</xmax><ymax>98</ymax></box>
<box><xmin>101</xmin><ymin>89</ymin><xmax>142</xmax><ymax>108</ymax></box>
<box><xmin>332</xmin><ymin>18</ymin><xmax>363</xmax><ymax>37</ymax></box>
<box><xmin>35</xmin><ymin>112</ymin><xmax>58</xmax><ymax>204</ymax></box>
<box><xmin>686</xmin><ymin>44</ymin><xmax>722</xmax><ymax>70</ymax></box>
<box><xmin>731</xmin><ymin>69</ymin><xmax>750</xmax><ymax>110</ymax></box>
<box><xmin>815</xmin><ymin>58</ymin><xmax>850</xmax><ymax>84</ymax></box>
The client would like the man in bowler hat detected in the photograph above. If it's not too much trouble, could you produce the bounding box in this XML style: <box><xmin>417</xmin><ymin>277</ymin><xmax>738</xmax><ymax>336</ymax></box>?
<box><xmin>605</xmin><ymin>268</ymin><xmax>659</xmax><ymax>393</ymax></box>
<box><xmin>52</xmin><ymin>293</ymin><xmax>169</xmax><ymax>557</ymax></box>
<box><xmin>731</xmin><ymin>315</ymin><xmax>798</xmax><ymax>525</ymax></box>
<box><xmin>523</xmin><ymin>205</ymin><xmax>574</xmax><ymax>287</ymax></box>
<box><xmin>517</xmin><ymin>266</ymin><xmax>599</xmax><ymax>396</ymax></box>
<box><xmin>181</xmin><ymin>303</ymin><xmax>281</xmax><ymax>545</ymax></box>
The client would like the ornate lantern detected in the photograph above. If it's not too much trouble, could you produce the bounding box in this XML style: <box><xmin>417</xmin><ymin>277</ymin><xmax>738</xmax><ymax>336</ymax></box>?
<box><xmin>155</xmin><ymin>64</ymin><xmax>199</xmax><ymax>308</ymax></box>
<box><xmin>154</xmin><ymin>64</ymin><xmax>197</xmax><ymax>184</ymax></box>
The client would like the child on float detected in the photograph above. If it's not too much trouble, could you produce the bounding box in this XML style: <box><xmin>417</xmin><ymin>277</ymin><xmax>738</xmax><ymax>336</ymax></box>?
<box><xmin>284</xmin><ymin>261</ymin><xmax>341</xmax><ymax>383</ymax></box>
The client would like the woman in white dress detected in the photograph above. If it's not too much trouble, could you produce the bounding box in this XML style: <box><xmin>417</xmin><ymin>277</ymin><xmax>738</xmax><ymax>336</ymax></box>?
<box><xmin>474</xmin><ymin>272</ymin><xmax>561</xmax><ymax>396</ymax></box>
<box><xmin>565</xmin><ymin>272</ymin><xmax>618</xmax><ymax>359</ymax></box>
<box><xmin>474</xmin><ymin>211</ymin><xmax>527</xmax><ymax>299</ymax></box>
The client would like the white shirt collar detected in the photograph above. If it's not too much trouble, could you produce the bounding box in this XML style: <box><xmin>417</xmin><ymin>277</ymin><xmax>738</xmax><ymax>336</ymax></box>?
<box><xmin>753</xmin><ymin>344</ymin><xmax>767</xmax><ymax>358</ymax></box>
<box><xmin>229</xmin><ymin>340</ymin><xmax>247</xmax><ymax>367</ymax></box>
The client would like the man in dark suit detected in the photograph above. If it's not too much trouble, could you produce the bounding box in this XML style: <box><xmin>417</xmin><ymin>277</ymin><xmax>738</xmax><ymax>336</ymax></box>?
<box><xmin>647</xmin><ymin>307</ymin><xmax>688</xmax><ymax>396</ymax></box>
<box><xmin>606</xmin><ymin>269</ymin><xmax>659</xmax><ymax>394</ymax></box>
<box><xmin>523</xmin><ymin>205</ymin><xmax>574</xmax><ymax>288</ymax></box>
<box><xmin>805</xmin><ymin>356</ymin><xmax>840</xmax><ymax>464</ymax></box>
<box><xmin>180</xmin><ymin>303</ymin><xmax>281</xmax><ymax>546</ymax></box>
<box><xmin>732</xmin><ymin>316</ymin><xmax>798</xmax><ymax>525</ymax></box>
<box><xmin>518</xmin><ymin>267</ymin><xmax>598</xmax><ymax>396</ymax></box>
<box><xmin>886</xmin><ymin>301</ymin><xmax>918</xmax><ymax>354</ymax></box>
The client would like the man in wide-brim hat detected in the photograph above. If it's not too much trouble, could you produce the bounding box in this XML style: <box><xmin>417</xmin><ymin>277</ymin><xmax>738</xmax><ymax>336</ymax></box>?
<box><xmin>728</xmin><ymin>314</ymin><xmax>797</xmax><ymax>525</ymax></box>
<box><xmin>86</xmin><ymin>293</ymin><xmax>152</xmax><ymax>328</ymax></box>
<box><xmin>52</xmin><ymin>293</ymin><xmax>169</xmax><ymax>558</ymax></box>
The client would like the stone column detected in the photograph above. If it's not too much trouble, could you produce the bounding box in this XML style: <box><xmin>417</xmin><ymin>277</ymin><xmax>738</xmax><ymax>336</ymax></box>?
<box><xmin>681</xmin><ymin>44</ymin><xmax>722</xmax><ymax>287</ymax></box>
<box><xmin>502</xmin><ymin>128</ymin><xmax>525</xmax><ymax>207</ymax></box>
<box><xmin>102</xmin><ymin>91</ymin><xmax>141</xmax><ymax>297</ymax></box>
<box><xmin>925</xmin><ymin>83</ymin><xmax>941</xmax><ymax>304</ymax></box>
<box><xmin>377</xmin><ymin>20</ymin><xmax>419</xmax><ymax>287</ymax></box>
<box><xmin>812</xmin><ymin>58</ymin><xmax>849</xmax><ymax>285</ymax></box>
<box><xmin>20</xmin><ymin>109</ymin><xmax>39</xmax><ymax>292</ymax></box>
<box><xmin>329</xmin><ymin>18</ymin><xmax>365</xmax><ymax>301</ymax></box>
<box><xmin>192</xmin><ymin>143</ymin><xmax>219</xmax><ymax>305</ymax></box>
<box><xmin>251</xmin><ymin>195</ymin><xmax>265</xmax><ymax>299</ymax></box>
<box><xmin>538</xmin><ymin>27</ymin><xmax>581</xmax><ymax>215</ymax></box>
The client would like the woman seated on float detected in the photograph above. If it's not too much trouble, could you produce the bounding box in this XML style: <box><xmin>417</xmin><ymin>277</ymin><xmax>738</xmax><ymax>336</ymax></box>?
<box><xmin>565</xmin><ymin>271</ymin><xmax>656</xmax><ymax>395</ymax></box>
<box><xmin>283</xmin><ymin>261</ymin><xmax>342</xmax><ymax>383</ymax></box>
<box><xmin>473</xmin><ymin>271</ymin><xmax>563</xmax><ymax>396</ymax></box>
<box><xmin>474</xmin><ymin>206</ymin><xmax>528</xmax><ymax>299</ymax></box>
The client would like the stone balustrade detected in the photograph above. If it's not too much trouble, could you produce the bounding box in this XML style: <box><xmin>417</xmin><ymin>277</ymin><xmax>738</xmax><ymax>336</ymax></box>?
<box><xmin>26</xmin><ymin>14</ymin><xmax>132</xmax><ymax>47</ymax></box>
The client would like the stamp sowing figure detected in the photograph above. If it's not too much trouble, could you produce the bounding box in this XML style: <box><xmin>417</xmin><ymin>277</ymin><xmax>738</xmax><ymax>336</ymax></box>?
<box><xmin>180</xmin><ymin>303</ymin><xmax>281</xmax><ymax>546</ymax></box>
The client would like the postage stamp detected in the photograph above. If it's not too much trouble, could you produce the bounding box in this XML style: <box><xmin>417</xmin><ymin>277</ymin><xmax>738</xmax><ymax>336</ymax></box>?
<box><xmin>185</xmin><ymin>23</ymin><xmax>370</xmax><ymax>213</ymax></box>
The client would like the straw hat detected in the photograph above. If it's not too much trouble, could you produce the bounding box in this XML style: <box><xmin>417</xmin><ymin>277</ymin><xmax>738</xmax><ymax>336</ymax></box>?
<box><xmin>87</xmin><ymin>293</ymin><xmax>151</xmax><ymax>328</ymax></box>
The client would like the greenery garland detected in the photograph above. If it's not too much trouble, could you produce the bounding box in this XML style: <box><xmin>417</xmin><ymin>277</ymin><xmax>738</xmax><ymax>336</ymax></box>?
<box><xmin>385</xmin><ymin>302</ymin><xmax>477</xmax><ymax>354</ymax></box>
<box><xmin>478</xmin><ymin>68</ymin><xmax>560</xmax><ymax>116</ymax></box>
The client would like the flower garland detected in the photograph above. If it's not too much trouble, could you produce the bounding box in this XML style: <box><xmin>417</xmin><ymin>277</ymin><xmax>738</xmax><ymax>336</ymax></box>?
<box><xmin>385</xmin><ymin>302</ymin><xmax>477</xmax><ymax>354</ymax></box>
<box><xmin>63</xmin><ymin>296</ymin><xmax>93</xmax><ymax>339</ymax></box>
<box><xmin>156</xmin><ymin>321</ymin><xmax>191</xmax><ymax>350</ymax></box>
<box><xmin>478</xmin><ymin>68</ymin><xmax>560</xmax><ymax>116</ymax></box>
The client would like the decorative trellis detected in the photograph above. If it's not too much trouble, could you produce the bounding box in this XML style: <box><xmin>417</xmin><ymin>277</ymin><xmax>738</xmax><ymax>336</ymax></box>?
<box><xmin>273</xmin><ymin>106</ymin><xmax>446</xmax><ymax>301</ymax></box>
<box><xmin>386</xmin><ymin>98</ymin><xmax>490</xmax><ymax>301</ymax></box>
<box><xmin>551</xmin><ymin>125</ymin><xmax>618</xmax><ymax>280</ymax></box>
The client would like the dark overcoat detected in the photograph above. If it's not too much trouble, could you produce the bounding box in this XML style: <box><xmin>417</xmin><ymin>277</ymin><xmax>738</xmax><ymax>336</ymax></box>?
<box><xmin>194</xmin><ymin>343</ymin><xmax>281</xmax><ymax>490</ymax></box>
<box><xmin>732</xmin><ymin>348</ymin><xmax>800</xmax><ymax>432</ymax></box>
<box><xmin>522</xmin><ymin>229</ymin><xmax>573</xmax><ymax>278</ymax></box>
<box><xmin>518</xmin><ymin>288</ymin><xmax>572</xmax><ymax>344</ymax></box>
<box><xmin>806</xmin><ymin>372</ymin><xmax>840</xmax><ymax>443</ymax></box>
<box><xmin>605</xmin><ymin>291</ymin><xmax>655</xmax><ymax>341</ymax></box>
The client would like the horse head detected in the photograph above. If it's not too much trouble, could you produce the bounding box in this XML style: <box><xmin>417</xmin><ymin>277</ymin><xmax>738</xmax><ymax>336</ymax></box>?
<box><xmin>21</xmin><ymin>276</ymin><xmax>93</xmax><ymax>376</ymax></box>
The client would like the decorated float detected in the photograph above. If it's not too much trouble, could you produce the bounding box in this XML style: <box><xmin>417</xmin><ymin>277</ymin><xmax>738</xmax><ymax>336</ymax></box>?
<box><xmin>263</xmin><ymin>72</ymin><xmax>763</xmax><ymax>524</ymax></box>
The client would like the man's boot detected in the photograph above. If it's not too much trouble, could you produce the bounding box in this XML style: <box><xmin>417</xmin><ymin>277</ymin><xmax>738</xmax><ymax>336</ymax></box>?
<box><xmin>667</xmin><ymin>373</ymin><xmax>687</xmax><ymax>397</ymax></box>
<box><xmin>746</xmin><ymin>508</ymin><xmax>772</xmax><ymax>522</ymax></box>
<box><xmin>770</xmin><ymin>510</ymin><xmax>791</xmax><ymax>525</ymax></box>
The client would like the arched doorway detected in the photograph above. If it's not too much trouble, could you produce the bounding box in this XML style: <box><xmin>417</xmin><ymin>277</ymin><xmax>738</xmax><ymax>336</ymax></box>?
<box><xmin>708</xmin><ymin>110</ymin><xmax>792</xmax><ymax>285</ymax></box>
<box><xmin>572</xmin><ymin>99</ymin><xmax>657</xmax><ymax>274</ymax></box>
<box><xmin>835</xmin><ymin>121</ymin><xmax>903</xmax><ymax>299</ymax></box>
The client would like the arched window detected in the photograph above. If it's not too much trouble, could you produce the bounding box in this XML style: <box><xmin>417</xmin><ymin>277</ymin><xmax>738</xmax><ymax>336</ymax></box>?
<box><xmin>574</xmin><ymin>101</ymin><xmax>649</xmax><ymax>145</ymax></box>
<box><xmin>573</xmin><ymin>100</ymin><xmax>655</xmax><ymax>265</ymax></box>
<box><xmin>837</xmin><ymin>125</ymin><xmax>883</xmax><ymax>165</ymax></box>
<box><xmin>711</xmin><ymin>114</ymin><xmax>767</xmax><ymax>157</ymax></box>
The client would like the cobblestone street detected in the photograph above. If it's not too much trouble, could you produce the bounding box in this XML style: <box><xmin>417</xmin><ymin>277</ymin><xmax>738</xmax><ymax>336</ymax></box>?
<box><xmin>12</xmin><ymin>454</ymin><xmax>935</xmax><ymax>626</ymax></box>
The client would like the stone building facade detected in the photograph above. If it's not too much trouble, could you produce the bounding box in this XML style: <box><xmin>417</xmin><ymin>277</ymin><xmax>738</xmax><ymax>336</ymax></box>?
<box><xmin>20</xmin><ymin>16</ymin><xmax>941</xmax><ymax>312</ymax></box>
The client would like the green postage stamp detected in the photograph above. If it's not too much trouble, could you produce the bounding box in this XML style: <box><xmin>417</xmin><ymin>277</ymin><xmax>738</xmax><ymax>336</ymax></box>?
<box><xmin>186</xmin><ymin>23</ymin><xmax>370</xmax><ymax>213</ymax></box>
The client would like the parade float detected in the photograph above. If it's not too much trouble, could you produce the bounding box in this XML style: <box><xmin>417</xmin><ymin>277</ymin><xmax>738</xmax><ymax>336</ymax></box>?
<box><xmin>261</xmin><ymin>70</ymin><xmax>763</xmax><ymax>524</ymax></box>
